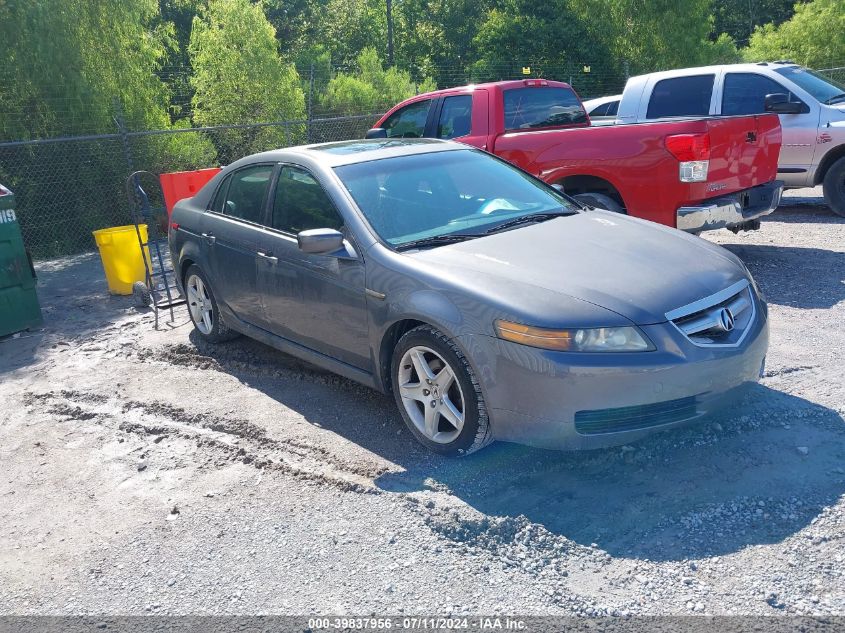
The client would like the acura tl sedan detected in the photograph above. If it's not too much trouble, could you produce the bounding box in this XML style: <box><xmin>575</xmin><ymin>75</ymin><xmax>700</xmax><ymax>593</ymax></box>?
<box><xmin>169</xmin><ymin>139</ymin><xmax>768</xmax><ymax>456</ymax></box>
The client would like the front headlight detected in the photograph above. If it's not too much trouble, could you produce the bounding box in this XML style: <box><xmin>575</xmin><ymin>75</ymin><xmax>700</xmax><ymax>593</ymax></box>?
<box><xmin>494</xmin><ymin>320</ymin><xmax>654</xmax><ymax>352</ymax></box>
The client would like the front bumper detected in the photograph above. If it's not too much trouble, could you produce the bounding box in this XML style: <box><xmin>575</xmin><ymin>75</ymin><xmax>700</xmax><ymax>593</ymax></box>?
<box><xmin>457</xmin><ymin>300</ymin><xmax>769</xmax><ymax>450</ymax></box>
<box><xmin>676</xmin><ymin>181</ymin><xmax>784</xmax><ymax>232</ymax></box>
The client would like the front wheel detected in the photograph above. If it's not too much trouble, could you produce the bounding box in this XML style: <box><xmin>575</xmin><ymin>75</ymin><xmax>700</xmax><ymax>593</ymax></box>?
<box><xmin>391</xmin><ymin>325</ymin><xmax>492</xmax><ymax>456</ymax></box>
<box><xmin>822</xmin><ymin>155</ymin><xmax>845</xmax><ymax>218</ymax></box>
<box><xmin>184</xmin><ymin>265</ymin><xmax>237</xmax><ymax>343</ymax></box>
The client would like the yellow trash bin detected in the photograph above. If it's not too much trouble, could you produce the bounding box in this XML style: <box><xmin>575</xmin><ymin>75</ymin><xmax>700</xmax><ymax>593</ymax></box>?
<box><xmin>92</xmin><ymin>225</ymin><xmax>151</xmax><ymax>295</ymax></box>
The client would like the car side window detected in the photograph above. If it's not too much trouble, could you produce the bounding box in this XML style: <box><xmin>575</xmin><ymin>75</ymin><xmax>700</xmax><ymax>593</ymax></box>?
<box><xmin>271</xmin><ymin>166</ymin><xmax>344</xmax><ymax>235</ymax></box>
<box><xmin>382</xmin><ymin>100</ymin><xmax>431</xmax><ymax>138</ymax></box>
<box><xmin>589</xmin><ymin>102</ymin><xmax>610</xmax><ymax>116</ymax></box>
<box><xmin>646</xmin><ymin>75</ymin><xmax>715</xmax><ymax>119</ymax></box>
<box><xmin>436</xmin><ymin>95</ymin><xmax>473</xmax><ymax>139</ymax></box>
<box><xmin>606</xmin><ymin>100</ymin><xmax>619</xmax><ymax>116</ymax></box>
<box><xmin>209</xmin><ymin>174</ymin><xmax>231</xmax><ymax>213</ymax></box>
<box><xmin>217</xmin><ymin>165</ymin><xmax>273</xmax><ymax>224</ymax></box>
<box><xmin>722</xmin><ymin>72</ymin><xmax>798</xmax><ymax>115</ymax></box>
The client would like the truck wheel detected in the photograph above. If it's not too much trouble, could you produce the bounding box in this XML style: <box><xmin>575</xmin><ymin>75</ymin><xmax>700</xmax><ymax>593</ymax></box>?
<box><xmin>822</xmin><ymin>155</ymin><xmax>845</xmax><ymax>218</ymax></box>
<box><xmin>572</xmin><ymin>192</ymin><xmax>626</xmax><ymax>214</ymax></box>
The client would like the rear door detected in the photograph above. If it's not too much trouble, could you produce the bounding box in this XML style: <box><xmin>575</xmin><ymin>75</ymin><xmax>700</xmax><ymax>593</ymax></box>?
<box><xmin>642</xmin><ymin>74</ymin><xmax>717</xmax><ymax>120</ymax></box>
<box><xmin>200</xmin><ymin>164</ymin><xmax>274</xmax><ymax>326</ymax></box>
<box><xmin>718</xmin><ymin>71</ymin><xmax>816</xmax><ymax>184</ymax></box>
<box><xmin>257</xmin><ymin>164</ymin><xmax>370</xmax><ymax>370</ymax></box>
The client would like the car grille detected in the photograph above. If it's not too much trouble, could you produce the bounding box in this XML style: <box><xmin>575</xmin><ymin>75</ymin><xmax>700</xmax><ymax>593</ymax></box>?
<box><xmin>665</xmin><ymin>280</ymin><xmax>755</xmax><ymax>347</ymax></box>
<box><xmin>574</xmin><ymin>396</ymin><xmax>700</xmax><ymax>435</ymax></box>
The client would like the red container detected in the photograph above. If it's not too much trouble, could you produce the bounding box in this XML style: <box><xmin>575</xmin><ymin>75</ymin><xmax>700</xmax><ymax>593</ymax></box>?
<box><xmin>160</xmin><ymin>167</ymin><xmax>222</xmax><ymax>216</ymax></box>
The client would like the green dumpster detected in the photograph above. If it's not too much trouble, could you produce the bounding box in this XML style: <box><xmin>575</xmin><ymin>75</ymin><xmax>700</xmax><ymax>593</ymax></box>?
<box><xmin>0</xmin><ymin>184</ymin><xmax>43</xmax><ymax>337</ymax></box>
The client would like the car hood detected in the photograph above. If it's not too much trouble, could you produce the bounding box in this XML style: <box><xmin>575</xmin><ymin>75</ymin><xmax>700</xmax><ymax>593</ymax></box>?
<box><xmin>409</xmin><ymin>210</ymin><xmax>748</xmax><ymax>325</ymax></box>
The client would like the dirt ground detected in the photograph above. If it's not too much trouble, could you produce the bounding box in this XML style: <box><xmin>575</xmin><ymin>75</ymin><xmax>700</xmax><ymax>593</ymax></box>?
<box><xmin>1</xmin><ymin>188</ymin><xmax>843</xmax><ymax>616</ymax></box>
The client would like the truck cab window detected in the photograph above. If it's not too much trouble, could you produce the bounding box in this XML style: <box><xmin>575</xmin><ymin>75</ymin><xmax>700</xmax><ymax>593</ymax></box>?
<box><xmin>437</xmin><ymin>95</ymin><xmax>473</xmax><ymax>139</ymax></box>
<box><xmin>646</xmin><ymin>75</ymin><xmax>715</xmax><ymax>119</ymax></box>
<box><xmin>722</xmin><ymin>73</ymin><xmax>799</xmax><ymax>115</ymax></box>
<box><xmin>382</xmin><ymin>100</ymin><xmax>431</xmax><ymax>138</ymax></box>
<box><xmin>503</xmin><ymin>87</ymin><xmax>587</xmax><ymax>130</ymax></box>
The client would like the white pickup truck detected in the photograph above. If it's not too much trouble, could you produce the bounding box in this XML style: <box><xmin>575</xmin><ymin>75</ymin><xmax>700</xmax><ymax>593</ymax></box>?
<box><xmin>604</xmin><ymin>62</ymin><xmax>845</xmax><ymax>216</ymax></box>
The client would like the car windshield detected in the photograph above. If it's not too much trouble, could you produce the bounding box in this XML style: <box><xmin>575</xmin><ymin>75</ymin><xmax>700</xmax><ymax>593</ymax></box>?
<box><xmin>774</xmin><ymin>67</ymin><xmax>845</xmax><ymax>104</ymax></box>
<box><xmin>333</xmin><ymin>149</ymin><xmax>578</xmax><ymax>248</ymax></box>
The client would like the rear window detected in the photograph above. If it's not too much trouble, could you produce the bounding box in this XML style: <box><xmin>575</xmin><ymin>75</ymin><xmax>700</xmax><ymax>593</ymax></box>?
<box><xmin>646</xmin><ymin>75</ymin><xmax>715</xmax><ymax>119</ymax></box>
<box><xmin>503</xmin><ymin>87</ymin><xmax>587</xmax><ymax>130</ymax></box>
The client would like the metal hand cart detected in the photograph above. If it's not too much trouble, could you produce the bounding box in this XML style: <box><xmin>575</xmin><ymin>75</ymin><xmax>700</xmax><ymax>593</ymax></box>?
<box><xmin>125</xmin><ymin>171</ymin><xmax>185</xmax><ymax>329</ymax></box>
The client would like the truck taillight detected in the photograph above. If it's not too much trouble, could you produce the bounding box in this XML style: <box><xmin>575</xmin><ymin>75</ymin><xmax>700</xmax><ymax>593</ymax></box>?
<box><xmin>665</xmin><ymin>134</ymin><xmax>710</xmax><ymax>183</ymax></box>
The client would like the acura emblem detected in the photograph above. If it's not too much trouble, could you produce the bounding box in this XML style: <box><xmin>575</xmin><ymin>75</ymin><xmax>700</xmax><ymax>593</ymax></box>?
<box><xmin>717</xmin><ymin>308</ymin><xmax>735</xmax><ymax>332</ymax></box>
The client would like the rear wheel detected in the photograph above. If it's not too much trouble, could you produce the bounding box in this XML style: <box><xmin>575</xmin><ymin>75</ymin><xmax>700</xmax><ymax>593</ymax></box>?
<box><xmin>572</xmin><ymin>192</ymin><xmax>626</xmax><ymax>214</ymax></box>
<box><xmin>184</xmin><ymin>265</ymin><xmax>237</xmax><ymax>343</ymax></box>
<box><xmin>391</xmin><ymin>325</ymin><xmax>492</xmax><ymax>456</ymax></box>
<box><xmin>822</xmin><ymin>155</ymin><xmax>845</xmax><ymax>218</ymax></box>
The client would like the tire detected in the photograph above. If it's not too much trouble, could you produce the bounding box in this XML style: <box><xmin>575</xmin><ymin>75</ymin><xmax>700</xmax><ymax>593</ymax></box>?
<box><xmin>184</xmin><ymin>265</ymin><xmax>237</xmax><ymax>343</ymax></box>
<box><xmin>572</xmin><ymin>192</ymin><xmax>626</xmax><ymax>214</ymax></box>
<box><xmin>822</xmin><ymin>155</ymin><xmax>845</xmax><ymax>218</ymax></box>
<box><xmin>391</xmin><ymin>325</ymin><xmax>492</xmax><ymax>457</ymax></box>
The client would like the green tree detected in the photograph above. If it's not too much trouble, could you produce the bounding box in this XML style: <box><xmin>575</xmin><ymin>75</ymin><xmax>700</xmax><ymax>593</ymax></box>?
<box><xmin>744</xmin><ymin>0</ymin><xmax>845</xmax><ymax>68</ymax></box>
<box><xmin>471</xmin><ymin>0</ymin><xmax>623</xmax><ymax>95</ymax></box>
<box><xmin>189</xmin><ymin>0</ymin><xmax>306</xmax><ymax>158</ymax></box>
<box><xmin>570</xmin><ymin>0</ymin><xmax>739</xmax><ymax>75</ymax></box>
<box><xmin>711</xmin><ymin>0</ymin><xmax>803</xmax><ymax>46</ymax></box>
<box><xmin>321</xmin><ymin>47</ymin><xmax>435</xmax><ymax>114</ymax></box>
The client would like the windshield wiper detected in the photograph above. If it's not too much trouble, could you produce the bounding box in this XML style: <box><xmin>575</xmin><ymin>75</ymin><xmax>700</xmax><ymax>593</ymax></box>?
<box><xmin>483</xmin><ymin>210</ymin><xmax>576</xmax><ymax>235</ymax></box>
<box><xmin>824</xmin><ymin>93</ymin><xmax>845</xmax><ymax>104</ymax></box>
<box><xmin>395</xmin><ymin>233</ymin><xmax>486</xmax><ymax>251</ymax></box>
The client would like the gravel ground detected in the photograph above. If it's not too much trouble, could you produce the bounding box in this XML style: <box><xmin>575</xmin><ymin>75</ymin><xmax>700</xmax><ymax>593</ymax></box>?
<box><xmin>1</xmin><ymin>188</ymin><xmax>843</xmax><ymax>617</ymax></box>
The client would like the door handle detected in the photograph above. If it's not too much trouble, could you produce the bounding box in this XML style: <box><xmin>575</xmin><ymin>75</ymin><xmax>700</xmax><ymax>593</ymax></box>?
<box><xmin>201</xmin><ymin>232</ymin><xmax>216</xmax><ymax>245</ymax></box>
<box><xmin>257</xmin><ymin>251</ymin><xmax>278</xmax><ymax>264</ymax></box>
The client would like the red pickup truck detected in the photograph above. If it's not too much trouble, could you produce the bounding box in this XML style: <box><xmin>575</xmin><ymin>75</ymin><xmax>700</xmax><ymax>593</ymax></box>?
<box><xmin>366</xmin><ymin>79</ymin><xmax>784</xmax><ymax>232</ymax></box>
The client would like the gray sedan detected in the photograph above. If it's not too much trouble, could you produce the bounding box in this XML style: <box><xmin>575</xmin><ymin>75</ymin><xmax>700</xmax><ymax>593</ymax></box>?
<box><xmin>169</xmin><ymin>139</ymin><xmax>768</xmax><ymax>456</ymax></box>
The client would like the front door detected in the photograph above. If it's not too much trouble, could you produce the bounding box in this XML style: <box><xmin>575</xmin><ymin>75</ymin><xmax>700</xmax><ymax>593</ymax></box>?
<box><xmin>720</xmin><ymin>72</ymin><xmax>817</xmax><ymax>185</ymax></box>
<box><xmin>257</xmin><ymin>164</ymin><xmax>370</xmax><ymax>370</ymax></box>
<box><xmin>200</xmin><ymin>163</ymin><xmax>274</xmax><ymax>326</ymax></box>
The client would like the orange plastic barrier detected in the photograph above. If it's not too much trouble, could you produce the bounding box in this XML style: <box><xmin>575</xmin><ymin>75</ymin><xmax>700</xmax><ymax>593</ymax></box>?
<box><xmin>159</xmin><ymin>167</ymin><xmax>222</xmax><ymax>216</ymax></box>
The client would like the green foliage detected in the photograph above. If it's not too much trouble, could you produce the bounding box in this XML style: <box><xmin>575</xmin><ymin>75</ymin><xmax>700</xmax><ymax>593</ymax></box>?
<box><xmin>321</xmin><ymin>48</ymin><xmax>432</xmax><ymax>114</ymax></box>
<box><xmin>0</xmin><ymin>0</ymin><xmax>174</xmax><ymax>139</ymax></box>
<box><xmin>712</xmin><ymin>0</ymin><xmax>804</xmax><ymax>46</ymax></box>
<box><xmin>744</xmin><ymin>0</ymin><xmax>845</xmax><ymax>68</ymax></box>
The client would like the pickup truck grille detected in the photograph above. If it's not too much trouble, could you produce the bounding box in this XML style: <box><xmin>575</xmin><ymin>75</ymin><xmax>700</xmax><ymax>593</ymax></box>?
<box><xmin>665</xmin><ymin>280</ymin><xmax>755</xmax><ymax>347</ymax></box>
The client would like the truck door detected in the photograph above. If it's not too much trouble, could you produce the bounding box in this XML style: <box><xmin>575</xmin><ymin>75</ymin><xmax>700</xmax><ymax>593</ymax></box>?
<box><xmin>718</xmin><ymin>72</ymin><xmax>817</xmax><ymax>186</ymax></box>
<box><xmin>428</xmin><ymin>91</ymin><xmax>490</xmax><ymax>151</ymax></box>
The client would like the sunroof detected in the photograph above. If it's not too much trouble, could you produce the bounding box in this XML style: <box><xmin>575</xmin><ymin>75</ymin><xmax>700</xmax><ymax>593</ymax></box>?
<box><xmin>312</xmin><ymin>139</ymin><xmax>441</xmax><ymax>155</ymax></box>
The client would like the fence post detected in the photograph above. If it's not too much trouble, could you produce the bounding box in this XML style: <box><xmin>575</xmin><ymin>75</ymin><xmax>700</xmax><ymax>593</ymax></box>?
<box><xmin>307</xmin><ymin>62</ymin><xmax>315</xmax><ymax>143</ymax></box>
<box><xmin>113</xmin><ymin>98</ymin><xmax>134</xmax><ymax>174</ymax></box>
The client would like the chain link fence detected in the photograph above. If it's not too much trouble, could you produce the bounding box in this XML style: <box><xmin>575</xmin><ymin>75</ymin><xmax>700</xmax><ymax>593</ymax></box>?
<box><xmin>2</xmin><ymin>64</ymin><xmax>843</xmax><ymax>261</ymax></box>
<box><xmin>0</xmin><ymin>114</ymin><xmax>377</xmax><ymax>260</ymax></box>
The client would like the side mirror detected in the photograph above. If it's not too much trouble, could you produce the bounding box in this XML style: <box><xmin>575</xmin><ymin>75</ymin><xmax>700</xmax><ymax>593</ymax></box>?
<box><xmin>764</xmin><ymin>93</ymin><xmax>805</xmax><ymax>114</ymax></box>
<box><xmin>297</xmin><ymin>228</ymin><xmax>345</xmax><ymax>255</ymax></box>
<box><xmin>365</xmin><ymin>128</ymin><xmax>388</xmax><ymax>139</ymax></box>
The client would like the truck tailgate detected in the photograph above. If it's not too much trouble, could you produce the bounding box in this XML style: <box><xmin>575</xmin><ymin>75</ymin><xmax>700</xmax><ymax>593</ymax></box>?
<box><xmin>697</xmin><ymin>113</ymin><xmax>781</xmax><ymax>198</ymax></box>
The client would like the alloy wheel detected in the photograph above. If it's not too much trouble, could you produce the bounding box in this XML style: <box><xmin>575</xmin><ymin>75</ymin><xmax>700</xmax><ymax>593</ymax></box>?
<box><xmin>397</xmin><ymin>345</ymin><xmax>465</xmax><ymax>444</ymax></box>
<box><xmin>186</xmin><ymin>274</ymin><xmax>213</xmax><ymax>335</ymax></box>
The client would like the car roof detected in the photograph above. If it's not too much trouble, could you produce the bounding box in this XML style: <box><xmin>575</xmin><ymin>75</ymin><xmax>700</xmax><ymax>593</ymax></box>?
<box><xmin>582</xmin><ymin>95</ymin><xmax>621</xmax><ymax>108</ymax></box>
<box><xmin>234</xmin><ymin>138</ymin><xmax>468</xmax><ymax>169</ymax></box>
